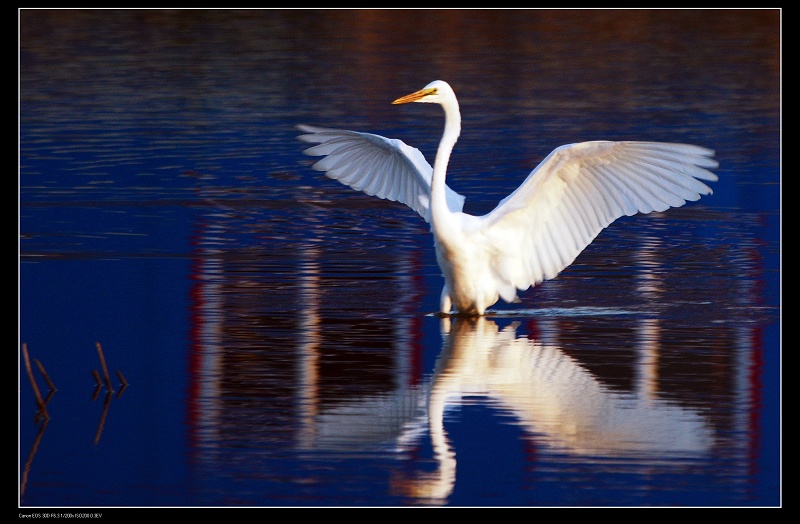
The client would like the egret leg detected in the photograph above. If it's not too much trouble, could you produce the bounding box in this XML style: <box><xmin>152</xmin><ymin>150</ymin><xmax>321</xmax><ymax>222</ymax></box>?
<box><xmin>440</xmin><ymin>287</ymin><xmax>452</xmax><ymax>315</ymax></box>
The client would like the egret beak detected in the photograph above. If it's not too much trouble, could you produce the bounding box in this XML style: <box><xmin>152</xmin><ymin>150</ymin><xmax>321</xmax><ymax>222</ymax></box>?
<box><xmin>392</xmin><ymin>87</ymin><xmax>437</xmax><ymax>105</ymax></box>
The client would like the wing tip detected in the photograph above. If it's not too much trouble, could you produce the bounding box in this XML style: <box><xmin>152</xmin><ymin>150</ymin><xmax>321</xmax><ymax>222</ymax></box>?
<box><xmin>296</xmin><ymin>124</ymin><xmax>337</xmax><ymax>144</ymax></box>
<box><xmin>296</xmin><ymin>124</ymin><xmax>327</xmax><ymax>133</ymax></box>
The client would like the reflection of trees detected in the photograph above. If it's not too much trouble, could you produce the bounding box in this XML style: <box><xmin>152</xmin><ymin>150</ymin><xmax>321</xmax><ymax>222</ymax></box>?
<box><xmin>187</xmin><ymin>204</ymin><xmax>761</xmax><ymax>505</ymax></box>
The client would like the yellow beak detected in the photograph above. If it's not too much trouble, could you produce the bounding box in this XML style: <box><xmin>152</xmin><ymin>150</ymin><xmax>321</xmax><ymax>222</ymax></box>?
<box><xmin>392</xmin><ymin>87</ymin><xmax>437</xmax><ymax>105</ymax></box>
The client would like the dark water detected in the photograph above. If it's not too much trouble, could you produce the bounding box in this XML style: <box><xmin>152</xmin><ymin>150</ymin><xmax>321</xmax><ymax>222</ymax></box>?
<box><xmin>19</xmin><ymin>9</ymin><xmax>780</xmax><ymax>507</ymax></box>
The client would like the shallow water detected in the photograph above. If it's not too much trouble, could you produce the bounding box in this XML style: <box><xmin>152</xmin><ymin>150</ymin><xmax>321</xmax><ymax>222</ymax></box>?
<box><xmin>19</xmin><ymin>9</ymin><xmax>780</xmax><ymax>507</ymax></box>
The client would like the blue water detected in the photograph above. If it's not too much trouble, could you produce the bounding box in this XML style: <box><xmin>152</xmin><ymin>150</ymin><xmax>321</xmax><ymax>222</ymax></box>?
<box><xmin>19</xmin><ymin>9</ymin><xmax>780</xmax><ymax>508</ymax></box>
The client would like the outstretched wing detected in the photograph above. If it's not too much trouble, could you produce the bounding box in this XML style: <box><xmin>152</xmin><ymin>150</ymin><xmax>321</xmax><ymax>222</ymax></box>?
<box><xmin>297</xmin><ymin>124</ymin><xmax>465</xmax><ymax>223</ymax></box>
<box><xmin>479</xmin><ymin>141</ymin><xmax>718</xmax><ymax>294</ymax></box>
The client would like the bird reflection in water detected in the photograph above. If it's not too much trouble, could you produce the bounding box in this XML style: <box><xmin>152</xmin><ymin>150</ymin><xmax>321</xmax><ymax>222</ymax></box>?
<box><xmin>302</xmin><ymin>316</ymin><xmax>714</xmax><ymax>504</ymax></box>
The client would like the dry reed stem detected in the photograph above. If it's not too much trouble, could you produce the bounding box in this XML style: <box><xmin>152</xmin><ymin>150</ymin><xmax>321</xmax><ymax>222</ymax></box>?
<box><xmin>95</xmin><ymin>342</ymin><xmax>114</xmax><ymax>393</ymax></box>
<box><xmin>34</xmin><ymin>358</ymin><xmax>56</xmax><ymax>391</ymax></box>
<box><xmin>21</xmin><ymin>343</ymin><xmax>49</xmax><ymax>419</ymax></box>
<box><xmin>116</xmin><ymin>369</ymin><xmax>129</xmax><ymax>387</ymax></box>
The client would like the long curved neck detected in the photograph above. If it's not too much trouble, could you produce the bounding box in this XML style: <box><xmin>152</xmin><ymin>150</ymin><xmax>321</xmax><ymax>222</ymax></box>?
<box><xmin>430</xmin><ymin>99</ymin><xmax>461</xmax><ymax>223</ymax></box>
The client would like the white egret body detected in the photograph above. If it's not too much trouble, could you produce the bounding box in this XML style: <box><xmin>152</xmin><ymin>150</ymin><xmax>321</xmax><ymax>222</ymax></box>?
<box><xmin>298</xmin><ymin>80</ymin><xmax>718</xmax><ymax>315</ymax></box>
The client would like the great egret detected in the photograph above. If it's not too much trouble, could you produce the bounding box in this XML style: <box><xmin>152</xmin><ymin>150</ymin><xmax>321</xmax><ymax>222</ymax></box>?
<box><xmin>298</xmin><ymin>80</ymin><xmax>718</xmax><ymax>315</ymax></box>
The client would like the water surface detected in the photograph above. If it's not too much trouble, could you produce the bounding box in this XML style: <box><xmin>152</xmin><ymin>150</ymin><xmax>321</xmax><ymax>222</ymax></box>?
<box><xmin>19</xmin><ymin>9</ymin><xmax>780</xmax><ymax>507</ymax></box>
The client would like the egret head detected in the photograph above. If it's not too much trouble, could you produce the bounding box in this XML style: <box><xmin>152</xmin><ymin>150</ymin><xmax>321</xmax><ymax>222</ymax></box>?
<box><xmin>392</xmin><ymin>80</ymin><xmax>454</xmax><ymax>105</ymax></box>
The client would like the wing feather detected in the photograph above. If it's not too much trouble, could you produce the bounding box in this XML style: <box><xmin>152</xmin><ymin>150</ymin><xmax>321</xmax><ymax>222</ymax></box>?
<box><xmin>553</xmin><ymin>202</ymin><xmax>583</xmax><ymax>254</ymax></box>
<box><xmin>481</xmin><ymin>141</ymin><xmax>718</xmax><ymax>293</ymax></box>
<box><xmin>297</xmin><ymin>124</ymin><xmax>465</xmax><ymax>222</ymax></box>
<box><xmin>579</xmin><ymin>168</ymin><xmax>613</xmax><ymax>223</ymax></box>
<box><xmin>591</xmin><ymin>164</ymin><xmax>640</xmax><ymax>217</ymax></box>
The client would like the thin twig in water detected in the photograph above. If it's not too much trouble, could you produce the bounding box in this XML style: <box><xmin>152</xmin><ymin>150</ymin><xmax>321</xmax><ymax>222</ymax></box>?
<box><xmin>91</xmin><ymin>370</ymin><xmax>102</xmax><ymax>388</ymax></box>
<box><xmin>116</xmin><ymin>369</ymin><xmax>129</xmax><ymax>387</ymax></box>
<box><xmin>115</xmin><ymin>370</ymin><xmax>129</xmax><ymax>398</ymax></box>
<box><xmin>95</xmin><ymin>342</ymin><xmax>114</xmax><ymax>393</ymax></box>
<box><xmin>34</xmin><ymin>358</ymin><xmax>56</xmax><ymax>391</ymax></box>
<box><xmin>93</xmin><ymin>391</ymin><xmax>112</xmax><ymax>446</ymax></box>
<box><xmin>21</xmin><ymin>417</ymin><xmax>49</xmax><ymax>499</ymax></box>
<box><xmin>22</xmin><ymin>343</ymin><xmax>49</xmax><ymax>419</ymax></box>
